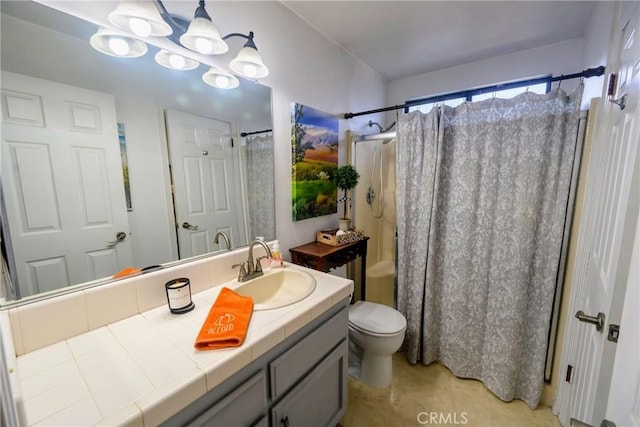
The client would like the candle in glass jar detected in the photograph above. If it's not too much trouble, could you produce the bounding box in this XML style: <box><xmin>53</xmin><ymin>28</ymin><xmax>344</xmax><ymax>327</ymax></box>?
<box><xmin>165</xmin><ymin>278</ymin><xmax>195</xmax><ymax>314</ymax></box>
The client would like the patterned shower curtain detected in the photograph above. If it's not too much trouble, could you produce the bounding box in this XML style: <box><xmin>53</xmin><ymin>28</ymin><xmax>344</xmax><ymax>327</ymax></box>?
<box><xmin>396</xmin><ymin>85</ymin><xmax>583</xmax><ymax>408</ymax></box>
<box><xmin>243</xmin><ymin>133</ymin><xmax>275</xmax><ymax>241</ymax></box>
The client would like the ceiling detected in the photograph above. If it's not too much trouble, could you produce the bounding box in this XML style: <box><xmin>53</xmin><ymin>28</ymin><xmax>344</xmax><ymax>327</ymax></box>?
<box><xmin>282</xmin><ymin>1</ymin><xmax>597</xmax><ymax>81</ymax></box>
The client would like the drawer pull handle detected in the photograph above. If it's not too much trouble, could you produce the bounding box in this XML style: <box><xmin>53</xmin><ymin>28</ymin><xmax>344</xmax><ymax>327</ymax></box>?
<box><xmin>281</xmin><ymin>416</ymin><xmax>290</xmax><ymax>427</ymax></box>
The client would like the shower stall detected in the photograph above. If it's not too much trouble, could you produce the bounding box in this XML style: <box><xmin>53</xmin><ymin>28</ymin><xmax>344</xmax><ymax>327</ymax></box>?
<box><xmin>349</xmin><ymin>125</ymin><xmax>397</xmax><ymax>308</ymax></box>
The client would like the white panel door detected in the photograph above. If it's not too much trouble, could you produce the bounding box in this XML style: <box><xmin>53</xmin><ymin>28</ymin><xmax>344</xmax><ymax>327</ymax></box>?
<box><xmin>604</xmin><ymin>2</ymin><xmax>640</xmax><ymax>425</ymax></box>
<box><xmin>557</xmin><ymin>2</ymin><xmax>640</xmax><ymax>425</ymax></box>
<box><xmin>165</xmin><ymin>109</ymin><xmax>242</xmax><ymax>259</ymax></box>
<box><xmin>1</xmin><ymin>72</ymin><xmax>132</xmax><ymax>298</ymax></box>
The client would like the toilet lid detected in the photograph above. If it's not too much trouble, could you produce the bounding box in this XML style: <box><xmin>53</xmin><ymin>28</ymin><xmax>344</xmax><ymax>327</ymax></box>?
<box><xmin>349</xmin><ymin>301</ymin><xmax>407</xmax><ymax>335</ymax></box>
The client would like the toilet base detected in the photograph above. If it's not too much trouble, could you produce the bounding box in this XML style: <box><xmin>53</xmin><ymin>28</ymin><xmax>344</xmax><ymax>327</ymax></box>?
<box><xmin>348</xmin><ymin>300</ymin><xmax>406</xmax><ymax>389</ymax></box>
<box><xmin>350</xmin><ymin>352</ymin><xmax>393</xmax><ymax>388</ymax></box>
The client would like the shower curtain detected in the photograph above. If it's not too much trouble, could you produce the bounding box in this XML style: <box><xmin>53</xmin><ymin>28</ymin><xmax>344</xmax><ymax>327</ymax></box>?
<box><xmin>243</xmin><ymin>133</ymin><xmax>275</xmax><ymax>240</ymax></box>
<box><xmin>397</xmin><ymin>85</ymin><xmax>583</xmax><ymax>408</ymax></box>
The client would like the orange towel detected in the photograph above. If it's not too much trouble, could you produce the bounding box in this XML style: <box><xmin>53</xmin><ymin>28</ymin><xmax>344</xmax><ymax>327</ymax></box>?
<box><xmin>112</xmin><ymin>267</ymin><xmax>141</xmax><ymax>279</ymax></box>
<box><xmin>194</xmin><ymin>287</ymin><xmax>254</xmax><ymax>351</ymax></box>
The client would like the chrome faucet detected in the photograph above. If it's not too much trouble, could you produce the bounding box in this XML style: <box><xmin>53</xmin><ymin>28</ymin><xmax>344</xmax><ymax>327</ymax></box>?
<box><xmin>213</xmin><ymin>231</ymin><xmax>231</xmax><ymax>251</ymax></box>
<box><xmin>233</xmin><ymin>239</ymin><xmax>273</xmax><ymax>282</ymax></box>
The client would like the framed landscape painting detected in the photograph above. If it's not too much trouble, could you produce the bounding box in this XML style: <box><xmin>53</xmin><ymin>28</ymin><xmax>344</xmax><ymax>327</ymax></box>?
<box><xmin>291</xmin><ymin>103</ymin><xmax>339</xmax><ymax>221</ymax></box>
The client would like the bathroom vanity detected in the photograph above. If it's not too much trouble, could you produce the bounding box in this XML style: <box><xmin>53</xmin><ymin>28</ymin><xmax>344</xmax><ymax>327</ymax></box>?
<box><xmin>0</xmin><ymin>254</ymin><xmax>353</xmax><ymax>426</ymax></box>
<box><xmin>164</xmin><ymin>299</ymin><xmax>348</xmax><ymax>426</ymax></box>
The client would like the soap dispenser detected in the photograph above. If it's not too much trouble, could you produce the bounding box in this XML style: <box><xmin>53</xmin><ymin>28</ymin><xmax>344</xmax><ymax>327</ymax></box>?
<box><xmin>271</xmin><ymin>240</ymin><xmax>284</xmax><ymax>268</ymax></box>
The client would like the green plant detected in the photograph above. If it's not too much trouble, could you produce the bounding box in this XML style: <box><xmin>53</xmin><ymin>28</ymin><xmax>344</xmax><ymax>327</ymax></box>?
<box><xmin>332</xmin><ymin>164</ymin><xmax>360</xmax><ymax>219</ymax></box>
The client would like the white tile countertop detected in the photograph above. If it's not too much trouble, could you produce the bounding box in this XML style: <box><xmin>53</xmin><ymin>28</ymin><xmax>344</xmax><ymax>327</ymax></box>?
<box><xmin>12</xmin><ymin>264</ymin><xmax>353</xmax><ymax>426</ymax></box>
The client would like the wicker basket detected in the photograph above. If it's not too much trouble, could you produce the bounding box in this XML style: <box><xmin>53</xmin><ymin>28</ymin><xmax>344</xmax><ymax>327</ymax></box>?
<box><xmin>316</xmin><ymin>228</ymin><xmax>364</xmax><ymax>246</ymax></box>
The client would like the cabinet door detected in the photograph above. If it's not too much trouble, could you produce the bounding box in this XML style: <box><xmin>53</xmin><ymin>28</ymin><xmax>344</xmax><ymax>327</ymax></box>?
<box><xmin>190</xmin><ymin>371</ymin><xmax>267</xmax><ymax>427</ymax></box>
<box><xmin>270</xmin><ymin>308</ymin><xmax>347</xmax><ymax>399</ymax></box>
<box><xmin>271</xmin><ymin>340</ymin><xmax>348</xmax><ymax>427</ymax></box>
<box><xmin>251</xmin><ymin>416</ymin><xmax>269</xmax><ymax>427</ymax></box>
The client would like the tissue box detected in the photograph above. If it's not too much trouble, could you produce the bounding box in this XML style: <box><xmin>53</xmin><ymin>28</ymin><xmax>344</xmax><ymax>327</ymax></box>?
<box><xmin>316</xmin><ymin>228</ymin><xmax>364</xmax><ymax>246</ymax></box>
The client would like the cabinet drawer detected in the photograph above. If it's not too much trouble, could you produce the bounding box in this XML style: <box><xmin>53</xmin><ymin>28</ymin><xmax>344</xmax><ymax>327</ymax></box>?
<box><xmin>190</xmin><ymin>371</ymin><xmax>267</xmax><ymax>427</ymax></box>
<box><xmin>269</xmin><ymin>307</ymin><xmax>348</xmax><ymax>399</ymax></box>
<box><xmin>271</xmin><ymin>339</ymin><xmax>348</xmax><ymax>427</ymax></box>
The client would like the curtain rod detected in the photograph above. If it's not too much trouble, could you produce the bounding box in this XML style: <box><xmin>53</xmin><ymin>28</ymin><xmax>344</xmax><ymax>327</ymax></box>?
<box><xmin>240</xmin><ymin>128</ymin><xmax>272</xmax><ymax>137</ymax></box>
<box><xmin>343</xmin><ymin>65</ymin><xmax>605</xmax><ymax>119</ymax></box>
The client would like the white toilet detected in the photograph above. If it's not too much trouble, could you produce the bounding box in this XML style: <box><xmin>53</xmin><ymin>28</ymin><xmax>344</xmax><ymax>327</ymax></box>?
<box><xmin>348</xmin><ymin>300</ymin><xmax>407</xmax><ymax>388</ymax></box>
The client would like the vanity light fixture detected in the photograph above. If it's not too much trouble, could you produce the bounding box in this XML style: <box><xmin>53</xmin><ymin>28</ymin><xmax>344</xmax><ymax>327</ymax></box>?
<box><xmin>89</xmin><ymin>27</ymin><xmax>148</xmax><ymax>58</ymax></box>
<box><xmin>155</xmin><ymin>49</ymin><xmax>200</xmax><ymax>70</ymax></box>
<box><xmin>227</xmin><ymin>32</ymin><xmax>269</xmax><ymax>79</ymax></box>
<box><xmin>108</xmin><ymin>1</ymin><xmax>173</xmax><ymax>37</ymax></box>
<box><xmin>90</xmin><ymin>0</ymin><xmax>269</xmax><ymax>88</ymax></box>
<box><xmin>179</xmin><ymin>0</ymin><xmax>228</xmax><ymax>55</ymax></box>
<box><xmin>202</xmin><ymin>66</ymin><xmax>240</xmax><ymax>89</ymax></box>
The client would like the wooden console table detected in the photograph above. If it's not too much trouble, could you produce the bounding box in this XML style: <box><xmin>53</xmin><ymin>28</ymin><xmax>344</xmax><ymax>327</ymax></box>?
<box><xmin>289</xmin><ymin>238</ymin><xmax>369</xmax><ymax>301</ymax></box>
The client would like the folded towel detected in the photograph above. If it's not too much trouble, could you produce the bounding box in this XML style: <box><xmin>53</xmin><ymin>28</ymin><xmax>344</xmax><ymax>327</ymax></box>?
<box><xmin>112</xmin><ymin>267</ymin><xmax>141</xmax><ymax>279</ymax></box>
<box><xmin>194</xmin><ymin>287</ymin><xmax>254</xmax><ymax>351</ymax></box>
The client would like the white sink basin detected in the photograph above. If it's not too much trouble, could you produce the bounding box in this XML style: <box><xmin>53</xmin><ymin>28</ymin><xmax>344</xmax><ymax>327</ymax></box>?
<box><xmin>232</xmin><ymin>268</ymin><xmax>316</xmax><ymax>310</ymax></box>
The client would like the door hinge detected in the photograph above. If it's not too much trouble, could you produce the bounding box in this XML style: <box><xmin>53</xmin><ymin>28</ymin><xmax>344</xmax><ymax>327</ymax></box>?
<box><xmin>607</xmin><ymin>324</ymin><xmax>620</xmax><ymax>343</ymax></box>
<box><xmin>607</xmin><ymin>73</ymin><xmax>617</xmax><ymax>96</ymax></box>
<box><xmin>231</xmin><ymin>137</ymin><xmax>234</xmax><ymax>148</ymax></box>
<box><xmin>566</xmin><ymin>364</ymin><xmax>573</xmax><ymax>383</ymax></box>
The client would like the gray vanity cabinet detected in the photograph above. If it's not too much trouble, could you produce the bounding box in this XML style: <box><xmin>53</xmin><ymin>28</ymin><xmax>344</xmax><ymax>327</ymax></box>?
<box><xmin>271</xmin><ymin>341</ymin><xmax>348</xmax><ymax>427</ymax></box>
<box><xmin>188</xmin><ymin>372</ymin><xmax>268</xmax><ymax>426</ymax></box>
<box><xmin>163</xmin><ymin>299</ymin><xmax>349</xmax><ymax>427</ymax></box>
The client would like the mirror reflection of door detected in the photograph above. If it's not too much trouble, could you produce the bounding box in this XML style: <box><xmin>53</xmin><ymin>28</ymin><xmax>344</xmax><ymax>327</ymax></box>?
<box><xmin>165</xmin><ymin>109</ymin><xmax>244</xmax><ymax>258</ymax></box>
<box><xmin>1</xmin><ymin>72</ymin><xmax>133</xmax><ymax>298</ymax></box>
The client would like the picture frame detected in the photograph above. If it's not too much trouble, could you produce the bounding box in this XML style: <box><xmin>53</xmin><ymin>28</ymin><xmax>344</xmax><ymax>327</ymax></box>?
<box><xmin>290</xmin><ymin>103</ymin><xmax>339</xmax><ymax>221</ymax></box>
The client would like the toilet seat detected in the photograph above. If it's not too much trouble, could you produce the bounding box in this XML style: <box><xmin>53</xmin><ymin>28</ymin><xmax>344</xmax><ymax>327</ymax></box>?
<box><xmin>349</xmin><ymin>301</ymin><xmax>406</xmax><ymax>336</ymax></box>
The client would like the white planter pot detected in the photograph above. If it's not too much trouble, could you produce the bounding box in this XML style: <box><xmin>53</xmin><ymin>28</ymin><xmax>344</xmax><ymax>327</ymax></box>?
<box><xmin>338</xmin><ymin>218</ymin><xmax>351</xmax><ymax>231</ymax></box>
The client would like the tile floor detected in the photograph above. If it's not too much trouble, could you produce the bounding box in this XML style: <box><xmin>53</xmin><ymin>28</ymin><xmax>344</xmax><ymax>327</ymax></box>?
<box><xmin>341</xmin><ymin>352</ymin><xmax>561</xmax><ymax>427</ymax></box>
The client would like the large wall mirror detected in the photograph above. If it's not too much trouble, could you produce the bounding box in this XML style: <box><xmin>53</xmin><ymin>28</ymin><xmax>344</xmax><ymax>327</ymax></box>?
<box><xmin>0</xmin><ymin>1</ymin><xmax>275</xmax><ymax>304</ymax></box>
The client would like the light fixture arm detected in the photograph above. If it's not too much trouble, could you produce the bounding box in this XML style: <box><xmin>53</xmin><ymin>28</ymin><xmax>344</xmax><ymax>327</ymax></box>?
<box><xmin>152</xmin><ymin>0</ymin><xmax>185</xmax><ymax>30</ymax></box>
<box><xmin>150</xmin><ymin>0</ymin><xmax>257</xmax><ymax>53</ymax></box>
<box><xmin>148</xmin><ymin>1</ymin><xmax>260</xmax><ymax>52</ymax></box>
<box><xmin>223</xmin><ymin>32</ymin><xmax>257</xmax><ymax>49</ymax></box>
<box><xmin>151</xmin><ymin>0</ymin><xmax>190</xmax><ymax>46</ymax></box>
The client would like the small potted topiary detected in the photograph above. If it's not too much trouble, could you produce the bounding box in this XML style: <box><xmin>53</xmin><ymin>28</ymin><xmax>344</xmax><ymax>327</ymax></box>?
<box><xmin>332</xmin><ymin>164</ymin><xmax>360</xmax><ymax>231</ymax></box>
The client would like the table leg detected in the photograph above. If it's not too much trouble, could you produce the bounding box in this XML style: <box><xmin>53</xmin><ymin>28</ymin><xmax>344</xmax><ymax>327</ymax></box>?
<box><xmin>361</xmin><ymin>243</ymin><xmax>367</xmax><ymax>301</ymax></box>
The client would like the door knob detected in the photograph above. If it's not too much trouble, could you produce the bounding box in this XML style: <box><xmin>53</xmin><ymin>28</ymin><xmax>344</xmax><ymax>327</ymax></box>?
<box><xmin>575</xmin><ymin>310</ymin><xmax>605</xmax><ymax>332</ymax></box>
<box><xmin>107</xmin><ymin>231</ymin><xmax>127</xmax><ymax>247</ymax></box>
<box><xmin>608</xmin><ymin>93</ymin><xmax>627</xmax><ymax>110</ymax></box>
<box><xmin>182</xmin><ymin>222</ymin><xmax>199</xmax><ymax>230</ymax></box>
